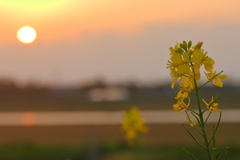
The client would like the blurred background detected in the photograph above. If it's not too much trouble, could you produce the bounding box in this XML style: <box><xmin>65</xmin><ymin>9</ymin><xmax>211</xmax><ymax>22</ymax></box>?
<box><xmin>0</xmin><ymin>0</ymin><xmax>240</xmax><ymax>159</ymax></box>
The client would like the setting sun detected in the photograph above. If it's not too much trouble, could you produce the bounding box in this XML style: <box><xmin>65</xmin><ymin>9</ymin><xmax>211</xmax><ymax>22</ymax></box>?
<box><xmin>17</xmin><ymin>26</ymin><xmax>37</xmax><ymax>44</ymax></box>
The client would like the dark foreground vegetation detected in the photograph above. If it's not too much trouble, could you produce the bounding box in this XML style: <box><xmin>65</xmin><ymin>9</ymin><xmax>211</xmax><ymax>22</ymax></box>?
<box><xmin>0</xmin><ymin>124</ymin><xmax>239</xmax><ymax>160</ymax></box>
<box><xmin>0</xmin><ymin>142</ymin><xmax>239</xmax><ymax>160</ymax></box>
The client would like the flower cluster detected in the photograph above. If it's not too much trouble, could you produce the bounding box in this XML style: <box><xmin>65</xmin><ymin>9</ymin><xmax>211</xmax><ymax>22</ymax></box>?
<box><xmin>121</xmin><ymin>107</ymin><xmax>148</xmax><ymax>140</ymax></box>
<box><xmin>167</xmin><ymin>41</ymin><xmax>227</xmax><ymax>113</ymax></box>
<box><xmin>167</xmin><ymin>41</ymin><xmax>228</xmax><ymax>159</ymax></box>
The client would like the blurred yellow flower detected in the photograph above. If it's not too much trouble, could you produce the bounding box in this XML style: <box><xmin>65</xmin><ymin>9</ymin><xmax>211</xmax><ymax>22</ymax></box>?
<box><xmin>121</xmin><ymin>107</ymin><xmax>148</xmax><ymax>140</ymax></box>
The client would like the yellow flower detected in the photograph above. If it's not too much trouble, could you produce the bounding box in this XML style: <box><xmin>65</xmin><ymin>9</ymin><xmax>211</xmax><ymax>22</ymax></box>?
<box><xmin>205</xmin><ymin>71</ymin><xmax>227</xmax><ymax>87</ymax></box>
<box><xmin>192</xmin><ymin>41</ymin><xmax>203</xmax><ymax>49</ymax></box>
<box><xmin>191</xmin><ymin>49</ymin><xmax>214</xmax><ymax>72</ymax></box>
<box><xmin>178</xmin><ymin>63</ymin><xmax>190</xmax><ymax>74</ymax></box>
<box><xmin>179</xmin><ymin>76</ymin><xmax>194</xmax><ymax>91</ymax></box>
<box><xmin>191</xmin><ymin>49</ymin><xmax>205</xmax><ymax>64</ymax></box>
<box><xmin>169</xmin><ymin>68</ymin><xmax>181</xmax><ymax>88</ymax></box>
<box><xmin>170</xmin><ymin>52</ymin><xmax>183</xmax><ymax>66</ymax></box>
<box><xmin>202</xmin><ymin>57</ymin><xmax>215</xmax><ymax>72</ymax></box>
<box><xmin>121</xmin><ymin>107</ymin><xmax>148</xmax><ymax>140</ymax></box>
<box><xmin>173</xmin><ymin>97</ymin><xmax>190</xmax><ymax>113</ymax></box>
<box><xmin>182</xmin><ymin>52</ymin><xmax>190</xmax><ymax>63</ymax></box>
<box><xmin>167</xmin><ymin>41</ymin><xmax>210</xmax><ymax>89</ymax></box>
<box><xmin>176</xmin><ymin>90</ymin><xmax>188</xmax><ymax>100</ymax></box>
<box><xmin>202</xmin><ymin>97</ymin><xmax>220</xmax><ymax>112</ymax></box>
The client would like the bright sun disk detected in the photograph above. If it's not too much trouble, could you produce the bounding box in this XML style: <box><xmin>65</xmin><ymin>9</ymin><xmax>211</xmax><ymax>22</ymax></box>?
<box><xmin>17</xmin><ymin>26</ymin><xmax>37</xmax><ymax>44</ymax></box>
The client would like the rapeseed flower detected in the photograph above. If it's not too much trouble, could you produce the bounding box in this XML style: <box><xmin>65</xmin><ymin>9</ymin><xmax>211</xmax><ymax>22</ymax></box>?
<box><xmin>167</xmin><ymin>41</ymin><xmax>228</xmax><ymax>159</ymax></box>
<box><xmin>205</xmin><ymin>71</ymin><xmax>227</xmax><ymax>87</ymax></box>
<box><xmin>178</xmin><ymin>76</ymin><xmax>194</xmax><ymax>92</ymax></box>
<box><xmin>167</xmin><ymin>41</ymin><xmax>227</xmax><ymax>113</ymax></box>
<box><xmin>202</xmin><ymin>97</ymin><xmax>220</xmax><ymax>112</ymax></box>
<box><xmin>173</xmin><ymin>97</ymin><xmax>190</xmax><ymax>113</ymax></box>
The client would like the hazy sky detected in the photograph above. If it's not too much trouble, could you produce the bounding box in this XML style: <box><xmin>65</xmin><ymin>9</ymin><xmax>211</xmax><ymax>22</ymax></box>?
<box><xmin>0</xmin><ymin>0</ymin><xmax>239</xmax><ymax>86</ymax></box>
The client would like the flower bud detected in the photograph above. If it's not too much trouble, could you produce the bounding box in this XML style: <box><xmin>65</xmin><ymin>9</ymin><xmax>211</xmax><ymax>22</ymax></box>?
<box><xmin>192</xmin><ymin>42</ymin><xmax>203</xmax><ymax>49</ymax></box>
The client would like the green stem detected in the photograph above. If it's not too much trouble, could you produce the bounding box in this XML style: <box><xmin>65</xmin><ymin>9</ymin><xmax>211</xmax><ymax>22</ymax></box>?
<box><xmin>183</xmin><ymin>148</ymin><xmax>198</xmax><ymax>160</ymax></box>
<box><xmin>193</xmin><ymin>76</ymin><xmax>213</xmax><ymax>160</ymax></box>
<box><xmin>191</xmin><ymin>112</ymin><xmax>202</xmax><ymax>128</ymax></box>
<box><xmin>198</xmin><ymin>80</ymin><xmax>211</xmax><ymax>90</ymax></box>
<box><xmin>202</xmin><ymin>108</ymin><xmax>208</xmax><ymax>114</ymax></box>
<box><xmin>209</xmin><ymin>112</ymin><xmax>222</xmax><ymax>144</ymax></box>
<box><xmin>204</xmin><ymin>111</ymin><xmax>212</xmax><ymax>124</ymax></box>
<box><xmin>186</xmin><ymin>111</ymin><xmax>203</xmax><ymax>136</ymax></box>
<box><xmin>186</xmin><ymin>108</ymin><xmax>199</xmax><ymax>116</ymax></box>
<box><xmin>182</xmin><ymin>124</ymin><xmax>206</xmax><ymax>150</ymax></box>
<box><xmin>212</xmin><ymin>126</ymin><xmax>219</xmax><ymax>160</ymax></box>
<box><xmin>225</xmin><ymin>147</ymin><xmax>229</xmax><ymax>160</ymax></box>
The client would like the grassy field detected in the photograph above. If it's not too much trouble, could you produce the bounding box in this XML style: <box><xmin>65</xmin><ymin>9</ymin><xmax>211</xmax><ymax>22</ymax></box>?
<box><xmin>0</xmin><ymin>123</ymin><xmax>239</xmax><ymax>159</ymax></box>
<box><xmin>0</xmin><ymin>142</ymin><xmax>239</xmax><ymax>160</ymax></box>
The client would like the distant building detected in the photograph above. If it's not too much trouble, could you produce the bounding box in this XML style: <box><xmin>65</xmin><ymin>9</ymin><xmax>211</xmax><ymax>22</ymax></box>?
<box><xmin>88</xmin><ymin>87</ymin><xmax>129</xmax><ymax>102</ymax></box>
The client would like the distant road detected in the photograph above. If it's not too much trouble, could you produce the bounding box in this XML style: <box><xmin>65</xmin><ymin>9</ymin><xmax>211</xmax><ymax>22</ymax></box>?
<box><xmin>0</xmin><ymin>110</ymin><xmax>239</xmax><ymax>126</ymax></box>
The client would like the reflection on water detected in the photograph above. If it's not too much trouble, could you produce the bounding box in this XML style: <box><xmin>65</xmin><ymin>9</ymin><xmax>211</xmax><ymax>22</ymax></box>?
<box><xmin>22</xmin><ymin>111</ymin><xmax>36</xmax><ymax>126</ymax></box>
<box><xmin>0</xmin><ymin>110</ymin><xmax>239</xmax><ymax>126</ymax></box>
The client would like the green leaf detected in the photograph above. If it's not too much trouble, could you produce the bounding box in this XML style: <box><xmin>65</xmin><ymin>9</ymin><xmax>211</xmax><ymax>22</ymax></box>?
<box><xmin>180</xmin><ymin>41</ymin><xmax>188</xmax><ymax>52</ymax></box>
<box><xmin>182</xmin><ymin>123</ymin><xmax>206</xmax><ymax>150</ymax></box>
<box><xmin>177</xmin><ymin>48</ymin><xmax>184</xmax><ymax>53</ymax></box>
<box><xmin>183</xmin><ymin>41</ymin><xmax>187</xmax><ymax>48</ymax></box>
<box><xmin>180</xmin><ymin>43</ymin><xmax>184</xmax><ymax>48</ymax></box>
<box><xmin>188</xmin><ymin>41</ymin><xmax>192</xmax><ymax>49</ymax></box>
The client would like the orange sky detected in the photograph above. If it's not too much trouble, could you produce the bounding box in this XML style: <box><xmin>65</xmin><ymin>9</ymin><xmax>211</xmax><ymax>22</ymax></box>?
<box><xmin>1</xmin><ymin>0</ymin><xmax>240</xmax><ymax>43</ymax></box>
<box><xmin>0</xmin><ymin>0</ymin><xmax>239</xmax><ymax>86</ymax></box>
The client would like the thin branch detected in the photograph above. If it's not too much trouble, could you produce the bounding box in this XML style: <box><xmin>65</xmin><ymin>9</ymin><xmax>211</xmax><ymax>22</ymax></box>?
<box><xmin>182</xmin><ymin>123</ymin><xmax>206</xmax><ymax>150</ymax></box>
<box><xmin>186</xmin><ymin>111</ymin><xmax>203</xmax><ymax>136</ymax></box>
<box><xmin>190</xmin><ymin>112</ymin><xmax>203</xmax><ymax>135</ymax></box>
<box><xmin>225</xmin><ymin>147</ymin><xmax>229</xmax><ymax>160</ymax></box>
<box><xmin>198</xmin><ymin>71</ymin><xmax>224</xmax><ymax>90</ymax></box>
<box><xmin>209</xmin><ymin>112</ymin><xmax>222</xmax><ymax>143</ymax></box>
<box><xmin>186</xmin><ymin>108</ymin><xmax>199</xmax><ymax>116</ymax></box>
<box><xmin>183</xmin><ymin>148</ymin><xmax>198</xmax><ymax>160</ymax></box>
<box><xmin>204</xmin><ymin>111</ymin><xmax>212</xmax><ymax>124</ymax></box>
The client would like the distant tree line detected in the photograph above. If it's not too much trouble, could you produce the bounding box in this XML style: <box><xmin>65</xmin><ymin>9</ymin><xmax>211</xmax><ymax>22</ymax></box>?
<box><xmin>0</xmin><ymin>77</ymin><xmax>237</xmax><ymax>94</ymax></box>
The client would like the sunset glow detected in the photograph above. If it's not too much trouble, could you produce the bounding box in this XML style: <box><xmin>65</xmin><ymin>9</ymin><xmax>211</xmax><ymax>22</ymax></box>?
<box><xmin>1</xmin><ymin>0</ymin><xmax>240</xmax><ymax>43</ymax></box>
<box><xmin>17</xmin><ymin>26</ymin><xmax>37</xmax><ymax>43</ymax></box>
<box><xmin>0</xmin><ymin>0</ymin><xmax>239</xmax><ymax>85</ymax></box>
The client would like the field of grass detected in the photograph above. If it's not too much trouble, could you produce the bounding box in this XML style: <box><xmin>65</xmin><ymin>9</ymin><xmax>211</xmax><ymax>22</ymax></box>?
<box><xmin>0</xmin><ymin>124</ymin><xmax>239</xmax><ymax>159</ymax></box>
<box><xmin>0</xmin><ymin>141</ymin><xmax>239</xmax><ymax>160</ymax></box>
